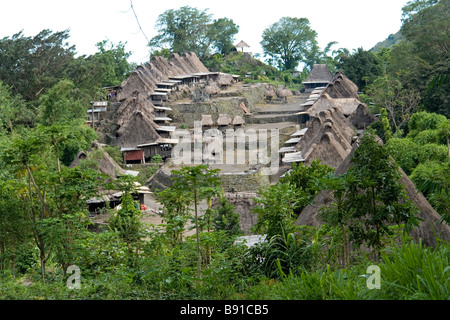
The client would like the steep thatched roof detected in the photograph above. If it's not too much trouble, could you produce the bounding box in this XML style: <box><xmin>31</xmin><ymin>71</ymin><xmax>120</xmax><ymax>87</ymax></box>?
<box><xmin>307</xmin><ymin>94</ymin><xmax>376</xmax><ymax>130</ymax></box>
<box><xmin>115</xmin><ymin>92</ymin><xmax>162</xmax><ymax>149</ymax></box>
<box><xmin>324</xmin><ymin>72</ymin><xmax>359</xmax><ymax>99</ymax></box>
<box><xmin>117</xmin><ymin>52</ymin><xmax>209</xmax><ymax>101</ymax></box>
<box><xmin>295</xmin><ymin>137</ymin><xmax>450</xmax><ymax>247</ymax></box>
<box><xmin>296</xmin><ymin>106</ymin><xmax>355</xmax><ymax>169</ymax></box>
<box><xmin>304</xmin><ymin>64</ymin><xmax>333</xmax><ymax>84</ymax></box>
<box><xmin>168</xmin><ymin>52</ymin><xmax>209</xmax><ymax>75</ymax></box>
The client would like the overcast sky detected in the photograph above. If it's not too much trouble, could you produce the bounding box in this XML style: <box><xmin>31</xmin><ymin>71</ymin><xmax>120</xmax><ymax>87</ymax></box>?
<box><xmin>1</xmin><ymin>0</ymin><xmax>410</xmax><ymax>64</ymax></box>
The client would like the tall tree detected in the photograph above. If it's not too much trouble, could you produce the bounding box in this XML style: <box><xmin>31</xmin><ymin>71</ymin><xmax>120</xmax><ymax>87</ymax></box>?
<box><xmin>260</xmin><ymin>17</ymin><xmax>318</xmax><ymax>71</ymax></box>
<box><xmin>167</xmin><ymin>165</ymin><xmax>222</xmax><ymax>277</ymax></box>
<box><xmin>338</xmin><ymin>48</ymin><xmax>384</xmax><ymax>90</ymax></box>
<box><xmin>346</xmin><ymin>131</ymin><xmax>419</xmax><ymax>256</ymax></box>
<box><xmin>149</xmin><ymin>6</ymin><xmax>238</xmax><ymax>58</ymax></box>
<box><xmin>0</xmin><ymin>29</ymin><xmax>75</xmax><ymax>101</ymax></box>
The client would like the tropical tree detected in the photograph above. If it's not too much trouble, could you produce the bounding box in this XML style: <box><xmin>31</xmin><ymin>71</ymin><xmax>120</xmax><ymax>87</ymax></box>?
<box><xmin>166</xmin><ymin>165</ymin><xmax>222</xmax><ymax>277</ymax></box>
<box><xmin>149</xmin><ymin>6</ymin><xmax>239</xmax><ymax>58</ymax></box>
<box><xmin>260</xmin><ymin>17</ymin><xmax>318</xmax><ymax>71</ymax></box>
<box><xmin>346</xmin><ymin>131</ymin><xmax>419</xmax><ymax>256</ymax></box>
<box><xmin>0</xmin><ymin>29</ymin><xmax>75</xmax><ymax>101</ymax></box>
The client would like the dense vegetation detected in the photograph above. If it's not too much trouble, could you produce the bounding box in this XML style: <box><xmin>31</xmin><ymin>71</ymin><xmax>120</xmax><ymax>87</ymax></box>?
<box><xmin>0</xmin><ymin>0</ymin><xmax>449</xmax><ymax>301</ymax></box>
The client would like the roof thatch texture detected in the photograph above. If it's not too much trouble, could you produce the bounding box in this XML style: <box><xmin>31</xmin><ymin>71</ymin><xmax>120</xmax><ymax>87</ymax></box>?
<box><xmin>117</xmin><ymin>52</ymin><xmax>209</xmax><ymax>101</ymax></box>
<box><xmin>216</xmin><ymin>73</ymin><xmax>233</xmax><ymax>86</ymax></box>
<box><xmin>277</xmin><ymin>89</ymin><xmax>293</xmax><ymax>98</ymax></box>
<box><xmin>232</xmin><ymin>115</ymin><xmax>245</xmax><ymax>126</ymax></box>
<box><xmin>217</xmin><ymin>114</ymin><xmax>231</xmax><ymax>126</ymax></box>
<box><xmin>295</xmin><ymin>136</ymin><xmax>450</xmax><ymax>247</ymax></box>
<box><xmin>324</xmin><ymin>72</ymin><xmax>359</xmax><ymax>99</ymax></box>
<box><xmin>201</xmin><ymin>114</ymin><xmax>215</xmax><ymax>127</ymax></box>
<box><xmin>295</xmin><ymin>107</ymin><xmax>355</xmax><ymax>169</ymax></box>
<box><xmin>115</xmin><ymin>92</ymin><xmax>162</xmax><ymax>149</ymax></box>
<box><xmin>168</xmin><ymin>52</ymin><xmax>209</xmax><ymax>75</ymax></box>
<box><xmin>264</xmin><ymin>86</ymin><xmax>277</xmax><ymax>98</ymax></box>
<box><xmin>304</xmin><ymin>64</ymin><xmax>333</xmax><ymax>83</ymax></box>
<box><xmin>235</xmin><ymin>40</ymin><xmax>250</xmax><ymax>48</ymax></box>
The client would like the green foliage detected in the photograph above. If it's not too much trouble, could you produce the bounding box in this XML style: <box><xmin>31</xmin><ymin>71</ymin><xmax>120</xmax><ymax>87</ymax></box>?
<box><xmin>252</xmin><ymin>183</ymin><xmax>302</xmax><ymax>239</ymax></box>
<box><xmin>0</xmin><ymin>29</ymin><xmax>75</xmax><ymax>101</ymax></box>
<box><xmin>338</xmin><ymin>48</ymin><xmax>384</xmax><ymax>90</ymax></box>
<box><xmin>386</xmin><ymin>137</ymin><xmax>420</xmax><ymax>175</ymax></box>
<box><xmin>212</xmin><ymin>195</ymin><xmax>242</xmax><ymax>237</ymax></box>
<box><xmin>109</xmin><ymin>192</ymin><xmax>143</xmax><ymax>244</ymax></box>
<box><xmin>260</xmin><ymin>17</ymin><xmax>318</xmax><ymax>71</ymax></box>
<box><xmin>346</xmin><ymin>131</ymin><xmax>420</xmax><ymax>254</ymax></box>
<box><xmin>280</xmin><ymin>159</ymin><xmax>334</xmax><ymax>214</ymax></box>
<box><xmin>149</xmin><ymin>6</ymin><xmax>239</xmax><ymax>58</ymax></box>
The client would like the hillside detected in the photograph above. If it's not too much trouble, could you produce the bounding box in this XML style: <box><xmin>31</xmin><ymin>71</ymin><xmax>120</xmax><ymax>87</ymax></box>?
<box><xmin>370</xmin><ymin>30</ymin><xmax>404</xmax><ymax>52</ymax></box>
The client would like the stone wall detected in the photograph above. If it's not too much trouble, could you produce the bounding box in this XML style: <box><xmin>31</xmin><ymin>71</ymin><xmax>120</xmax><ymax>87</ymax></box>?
<box><xmin>219</xmin><ymin>170</ymin><xmax>269</xmax><ymax>193</ymax></box>
<box><xmin>212</xmin><ymin>192</ymin><xmax>259</xmax><ymax>235</ymax></box>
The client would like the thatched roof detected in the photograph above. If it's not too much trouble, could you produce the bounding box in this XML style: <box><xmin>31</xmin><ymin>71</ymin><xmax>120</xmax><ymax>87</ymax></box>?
<box><xmin>264</xmin><ymin>86</ymin><xmax>277</xmax><ymax>98</ymax></box>
<box><xmin>232</xmin><ymin>115</ymin><xmax>245</xmax><ymax>126</ymax></box>
<box><xmin>323</xmin><ymin>72</ymin><xmax>359</xmax><ymax>99</ymax></box>
<box><xmin>295</xmin><ymin>106</ymin><xmax>355</xmax><ymax>169</ymax></box>
<box><xmin>295</xmin><ymin>136</ymin><xmax>450</xmax><ymax>247</ymax></box>
<box><xmin>306</xmin><ymin>94</ymin><xmax>376</xmax><ymax>130</ymax></box>
<box><xmin>277</xmin><ymin>89</ymin><xmax>293</xmax><ymax>98</ymax></box>
<box><xmin>117</xmin><ymin>52</ymin><xmax>209</xmax><ymax>101</ymax></box>
<box><xmin>216</xmin><ymin>73</ymin><xmax>233</xmax><ymax>86</ymax></box>
<box><xmin>217</xmin><ymin>114</ymin><xmax>231</xmax><ymax>126</ymax></box>
<box><xmin>201</xmin><ymin>114</ymin><xmax>215</xmax><ymax>127</ymax></box>
<box><xmin>235</xmin><ymin>40</ymin><xmax>250</xmax><ymax>48</ymax></box>
<box><xmin>304</xmin><ymin>64</ymin><xmax>333</xmax><ymax>84</ymax></box>
<box><xmin>115</xmin><ymin>92</ymin><xmax>162</xmax><ymax>149</ymax></box>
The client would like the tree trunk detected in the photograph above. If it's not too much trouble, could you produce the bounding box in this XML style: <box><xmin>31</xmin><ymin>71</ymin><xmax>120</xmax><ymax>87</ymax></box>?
<box><xmin>194</xmin><ymin>189</ymin><xmax>201</xmax><ymax>278</ymax></box>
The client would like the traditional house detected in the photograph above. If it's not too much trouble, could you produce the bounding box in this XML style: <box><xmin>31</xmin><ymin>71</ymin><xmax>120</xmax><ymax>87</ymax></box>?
<box><xmin>216</xmin><ymin>114</ymin><xmax>232</xmax><ymax>132</ymax></box>
<box><xmin>303</xmin><ymin>64</ymin><xmax>333</xmax><ymax>93</ymax></box>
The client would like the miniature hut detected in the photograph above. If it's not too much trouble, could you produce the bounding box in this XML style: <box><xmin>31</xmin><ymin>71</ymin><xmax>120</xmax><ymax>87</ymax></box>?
<box><xmin>232</xmin><ymin>115</ymin><xmax>245</xmax><ymax>128</ymax></box>
<box><xmin>264</xmin><ymin>85</ymin><xmax>277</xmax><ymax>102</ymax></box>
<box><xmin>201</xmin><ymin>114</ymin><xmax>215</xmax><ymax>130</ymax></box>
<box><xmin>235</xmin><ymin>40</ymin><xmax>250</xmax><ymax>53</ymax></box>
<box><xmin>216</xmin><ymin>114</ymin><xmax>232</xmax><ymax>131</ymax></box>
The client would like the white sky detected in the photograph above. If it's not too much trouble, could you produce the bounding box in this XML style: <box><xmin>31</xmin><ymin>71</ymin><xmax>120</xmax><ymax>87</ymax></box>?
<box><xmin>1</xmin><ymin>0</ymin><xmax>410</xmax><ymax>65</ymax></box>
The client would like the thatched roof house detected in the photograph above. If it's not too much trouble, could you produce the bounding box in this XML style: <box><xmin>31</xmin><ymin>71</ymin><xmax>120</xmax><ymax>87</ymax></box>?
<box><xmin>116</xmin><ymin>52</ymin><xmax>210</xmax><ymax>101</ymax></box>
<box><xmin>114</xmin><ymin>92</ymin><xmax>163</xmax><ymax>152</ymax></box>
<box><xmin>294</xmin><ymin>106</ymin><xmax>356</xmax><ymax>169</ymax></box>
<box><xmin>264</xmin><ymin>85</ymin><xmax>277</xmax><ymax>101</ymax></box>
<box><xmin>201</xmin><ymin>114</ymin><xmax>215</xmax><ymax>127</ymax></box>
<box><xmin>232</xmin><ymin>115</ymin><xmax>245</xmax><ymax>126</ymax></box>
<box><xmin>217</xmin><ymin>114</ymin><xmax>232</xmax><ymax>126</ymax></box>
<box><xmin>295</xmin><ymin>137</ymin><xmax>450</xmax><ymax>247</ymax></box>
<box><xmin>303</xmin><ymin>64</ymin><xmax>333</xmax><ymax>92</ymax></box>
<box><xmin>323</xmin><ymin>72</ymin><xmax>359</xmax><ymax>99</ymax></box>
